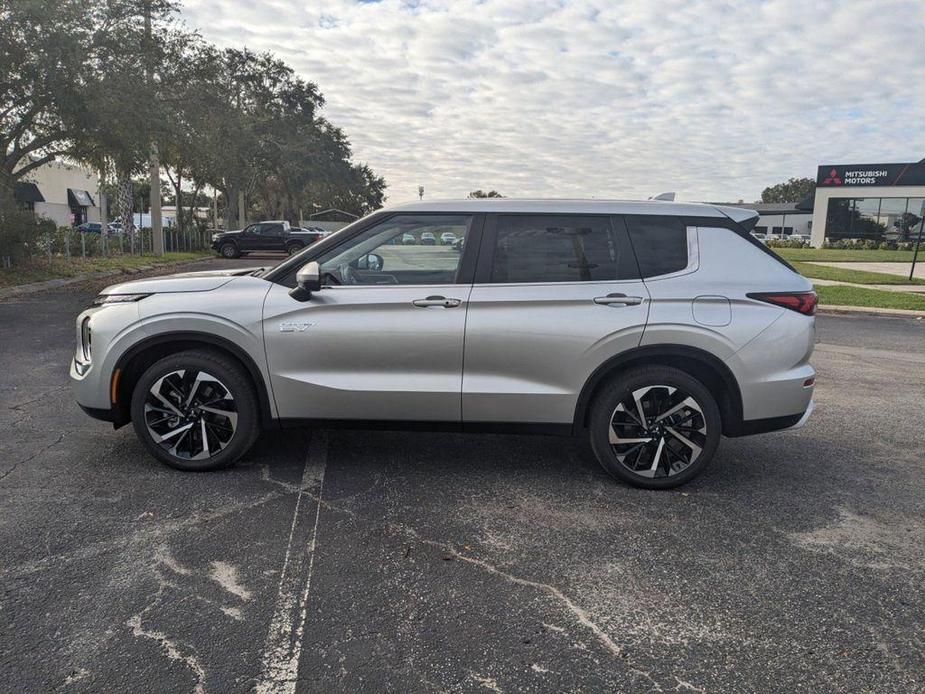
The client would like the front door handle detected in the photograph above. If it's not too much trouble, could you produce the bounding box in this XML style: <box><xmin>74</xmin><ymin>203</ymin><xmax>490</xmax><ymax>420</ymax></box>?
<box><xmin>593</xmin><ymin>293</ymin><xmax>643</xmax><ymax>306</ymax></box>
<box><xmin>412</xmin><ymin>295</ymin><xmax>461</xmax><ymax>308</ymax></box>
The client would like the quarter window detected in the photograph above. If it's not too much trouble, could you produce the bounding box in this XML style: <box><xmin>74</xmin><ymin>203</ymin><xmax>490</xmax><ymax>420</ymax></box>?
<box><xmin>489</xmin><ymin>215</ymin><xmax>634</xmax><ymax>283</ymax></box>
<box><xmin>625</xmin><ymin>216</ymin><xmax>689</xmax><ymax>278</ymax></box>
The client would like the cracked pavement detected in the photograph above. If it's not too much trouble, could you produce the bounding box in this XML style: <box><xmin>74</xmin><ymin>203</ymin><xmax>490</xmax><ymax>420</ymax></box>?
<box><xmin>1</xmin><ymin>257</ymin><xmax>924</xmax><ymax>692</ymax></box>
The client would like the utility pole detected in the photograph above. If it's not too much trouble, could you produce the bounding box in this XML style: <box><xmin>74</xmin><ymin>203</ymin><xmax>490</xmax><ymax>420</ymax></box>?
<box><xmin>144</xmin><ymin>0</ymin><xmax>164</xmax><ymax>255</ymax></box>
<box><xmin>911</xmin><ymin>213</ymin><xmax>925</xmax><ymax>281</ymax></box>
<box><xmin>238</xmin><ymin>190</ymin><xmax>246</xmax><ymax>229</ymax></box>
<box><xmin>212</xmin><ymin>188</ymin><xmax>218</xmax><ymax>229</ymax></box>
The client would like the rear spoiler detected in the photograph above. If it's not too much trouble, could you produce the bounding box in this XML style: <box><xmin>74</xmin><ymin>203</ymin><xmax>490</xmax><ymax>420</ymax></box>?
<box><xmin>714</xmin><ymin>205</ymin><xmax>760</xmax><ymax>232</ymax></box>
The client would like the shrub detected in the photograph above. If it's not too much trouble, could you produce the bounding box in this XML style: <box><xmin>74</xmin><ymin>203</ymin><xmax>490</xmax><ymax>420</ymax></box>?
<box><xmin>0</xmin><ymin>198</ymin><xmax>54</xmax><ymax>264</ymax></box>
<box><xmin>766</xmin><ymin>238</ymin><xmax>809</xmax><ymax>249</ymax></box>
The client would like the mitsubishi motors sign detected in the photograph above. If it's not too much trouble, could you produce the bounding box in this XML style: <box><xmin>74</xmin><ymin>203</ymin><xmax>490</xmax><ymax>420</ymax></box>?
<box><xmin>816</xmin><ymin>161</ymin><xmax>925</xmax><ymax>187</ymax></box>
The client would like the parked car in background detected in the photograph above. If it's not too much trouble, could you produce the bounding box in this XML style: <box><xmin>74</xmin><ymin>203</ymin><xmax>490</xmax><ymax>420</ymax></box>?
<box><xmin>420</xmin><ymin>231</ymin><xmax>437</xmax><ymax>245</ymax></box>
<box><xmin>401</xmin><ymin>232</ymin><xmax>416</xmax><ymax>245</ymax></box>
<box><xmin>76</xmin><ymin>222</ymin><xmax>122</xmax><ymax>234</ymax></box>
<box><xmin>440</xmin><ymin>231</ymin><xmax>457</xmax><ymax>245</ymax></box>
<box><xmin>211</xmin><ymin>220</ymin><xmax>324</xmax><ymax>258</ymax></box>
<box><xmin>71</xmin><ymin>198</ymin><xmax>815</xmax><ymax>489</ymax></box>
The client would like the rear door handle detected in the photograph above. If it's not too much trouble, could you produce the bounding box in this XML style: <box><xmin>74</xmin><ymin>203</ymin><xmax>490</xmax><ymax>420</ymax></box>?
<box><xmin>412</xmin><ymin>295</ymin><xmax>461</xmax><ymax>308</ymax></box>
<box><xmin>593</xmin><ymin>293</ymin><xmax>643</xmax><ymax>306</ymax></box>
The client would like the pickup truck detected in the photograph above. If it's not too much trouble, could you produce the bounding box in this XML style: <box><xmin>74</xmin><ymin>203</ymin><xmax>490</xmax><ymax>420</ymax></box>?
<box><xmin>210</xmin><ymin>220</ymin><xmax>329</xmax><ymax>258</ymax></box>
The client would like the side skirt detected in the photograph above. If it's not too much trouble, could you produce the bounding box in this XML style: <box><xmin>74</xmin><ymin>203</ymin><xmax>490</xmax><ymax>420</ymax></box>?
<box><xmin>276</xmin><ymin>418</ymin><xmax>574</xmax><ymax>437</ymax></box>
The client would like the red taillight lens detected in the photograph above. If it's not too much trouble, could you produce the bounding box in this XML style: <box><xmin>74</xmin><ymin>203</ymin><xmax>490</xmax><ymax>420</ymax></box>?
<box><xmin>747</xmin><ymin>291</ymin><xmax>817</xmax><ymax>316</ymax></box>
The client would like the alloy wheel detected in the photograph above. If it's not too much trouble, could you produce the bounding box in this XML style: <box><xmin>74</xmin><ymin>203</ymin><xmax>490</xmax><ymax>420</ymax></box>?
<box><xmin>608</xmin><ymin>385</ymin><xmax>707</xmax><ymax>479</ymax></box>
<box><xmin>143</xmin><ymin>369</ymin><xmax>238</xmax><ymax>460</ymax></box>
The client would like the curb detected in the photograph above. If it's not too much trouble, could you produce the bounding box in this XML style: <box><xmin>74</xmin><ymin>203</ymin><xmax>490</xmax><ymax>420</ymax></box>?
<box><xmin>818</xmin><ymin>304</ymin><xmax>925</xmax><ymax>319</ymax></box>
<box><xmin>0</xmin><ymin>257</ymin><xmax>212</xmax><ymax>300</ymax></box>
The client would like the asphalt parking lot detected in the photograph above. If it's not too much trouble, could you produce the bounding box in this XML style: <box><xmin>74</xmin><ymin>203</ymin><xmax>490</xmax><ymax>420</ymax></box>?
<box><xmin>1</xmin><ymin>256</ymin><xmax>924</xmax><ymax>692</ymax></box>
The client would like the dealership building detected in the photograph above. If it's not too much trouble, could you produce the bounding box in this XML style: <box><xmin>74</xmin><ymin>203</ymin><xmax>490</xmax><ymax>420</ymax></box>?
<box><xmin>809</xmin><ymin>159</ymin><xmax>925</xmax><ymax>247</ymax></box>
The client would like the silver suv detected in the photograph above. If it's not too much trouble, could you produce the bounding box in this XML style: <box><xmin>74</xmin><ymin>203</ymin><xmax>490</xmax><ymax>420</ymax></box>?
<box><xmin>70</xmin><ymin>200</ymin><xmax>816</xmax><ymax>488</ymax></box>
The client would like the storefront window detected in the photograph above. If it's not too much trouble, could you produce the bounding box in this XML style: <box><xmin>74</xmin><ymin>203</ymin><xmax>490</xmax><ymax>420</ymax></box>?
<box><xmin>825</xmin><ymin>199</ymin><xmax>854</xmax><ymax>239</ymax></box>
<box><xmin>877</xmin><ymin>198</ymin><xmax>908</xmax><ymax>241</ymax></box>
<box><xmin>905</xmin><ymin>199</ymin><xmax>925</xmax><ymax>242</ymax></box>
<box><xmin>826</xmin><ymin>197</ymin><xmax>925</xmax><ymax>241</ymax></box>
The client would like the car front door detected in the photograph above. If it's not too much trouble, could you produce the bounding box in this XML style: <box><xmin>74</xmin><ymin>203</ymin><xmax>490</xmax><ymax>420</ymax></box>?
<box><xmin>262</xmin><ymin>213</ymin><xmax>481</xmax><ymax>422</ymax></box>
<box><xmin>239</xmin><ymin>224</ymin><xmax>263</xmax><ymax>251</ymax></box>
<box><xmin>260</xmin><ymin>223</ymin><xmax>286</xmax><ymax>252</ymax></box>
<box><xmin>462</xmin><ymin>214</ymin><xmax>650</xmax><ymax>426</ymax></box>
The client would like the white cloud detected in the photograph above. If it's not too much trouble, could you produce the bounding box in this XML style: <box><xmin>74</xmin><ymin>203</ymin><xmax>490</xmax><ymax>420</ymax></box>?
<box><xmin>179</xmin><ymin>0</ymin><xmax>925</xmax><ymax>203</ymax></box>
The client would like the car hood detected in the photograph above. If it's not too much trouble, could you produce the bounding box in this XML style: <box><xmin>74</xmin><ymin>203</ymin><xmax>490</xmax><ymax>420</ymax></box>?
<box><xmin>99</xmin><ymin>267</ymin><xmax>265</xmax><ymax>295</ymax></box>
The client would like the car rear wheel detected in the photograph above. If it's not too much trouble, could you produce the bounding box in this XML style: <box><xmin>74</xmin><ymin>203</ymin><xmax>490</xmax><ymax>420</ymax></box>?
<box><xmin>589</xmin><ymin>366</ymin><xmax>721</xmax><ymax>489</ymax></box>
<box><xmin>286</xmin><ymin>242</ymin><xmax>304</xmax><ymax>256</ymax></box>
<box><xmin>219</xmin><ymin>242</ymin><xmax>239</xmax><ymax>259</ymax></box>
<box><xmin>130</xmin><ymin>350</ymin><xmax>260</xmax><ymax>471</ymax></box>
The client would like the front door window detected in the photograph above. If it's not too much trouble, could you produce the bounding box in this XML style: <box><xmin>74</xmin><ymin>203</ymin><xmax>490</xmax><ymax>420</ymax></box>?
<box><xmin>315</xmin><ymin>214</ymin><xmax>472</xmax><ymax>286</ymax></box>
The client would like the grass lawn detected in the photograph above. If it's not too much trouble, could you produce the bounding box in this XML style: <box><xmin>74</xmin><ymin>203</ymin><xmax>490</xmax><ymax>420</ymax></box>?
<box><xmin>0</xmin><ymin>252</ymin><xmax>211</xmax><ymax>289</ymax></box>
<box><xmin>815</xmin><ymin>285</ymin><xmax>925</xmax><ymax>311</ymax></box>
<box><xmin>793</xmin><ymin>261</ymin><xmax>925</xmax><ymax>285</ymax></box>
<box><xmin>774</xmin><ymin>247</ymin><xmax>918</xmax><ymax>262</ymax></box>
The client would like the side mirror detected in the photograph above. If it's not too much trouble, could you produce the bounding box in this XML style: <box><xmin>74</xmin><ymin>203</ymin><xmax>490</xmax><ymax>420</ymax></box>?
<box><xmin>289</xmin><ymin>261</ymin><xmax>322</xmax><ymax>301</ymax></box>
<box><xmin>356</xmin><ymin>253</ymin><xmax>384</xmax><ymax>271</ymax></box>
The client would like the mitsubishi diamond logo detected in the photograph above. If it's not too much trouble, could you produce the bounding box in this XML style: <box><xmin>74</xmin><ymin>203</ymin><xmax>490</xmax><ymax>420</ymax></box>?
<box><xmin>822</xmin><ymin>168</ymin><xmax>842</xmax><ymax>185</ymax></box>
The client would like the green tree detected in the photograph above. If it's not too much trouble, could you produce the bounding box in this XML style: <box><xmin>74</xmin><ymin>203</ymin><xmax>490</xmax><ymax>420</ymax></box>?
<box><xmin>0</xmin><ymin>0</ymin><xmax>94</xmax><ymax>193</ymax></box>
<box><xmin>760</xmin><ymin>177</ymin><xmax>815</xmax><ymax>204</ymax></box>
<box><xmin>468</xmin><ymin>189</ymin><xmax>504</xmax><ymax>198</ymax></box>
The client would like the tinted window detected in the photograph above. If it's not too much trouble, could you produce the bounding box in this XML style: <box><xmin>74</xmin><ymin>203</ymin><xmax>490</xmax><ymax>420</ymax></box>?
<box><xmin>625</xmin><ymin>216</ymin><xmax>688</xmax><ymax>278</ymax></box>
<box><xmin>490</xmin><ymin>215</ymin><xmax>633</xmax><ymax>283</ymax></box>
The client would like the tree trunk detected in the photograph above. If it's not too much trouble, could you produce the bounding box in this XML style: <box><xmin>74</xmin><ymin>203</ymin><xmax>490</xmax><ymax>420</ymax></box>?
<box><xmin>223</xmin><ymin>183</ymin><xmax>238</xmax><ymax>231</ymax></box>
<box><xmin>114</xmin><ymin>173</ymin><xmax>134</xmax><ymax>236</ymax></box>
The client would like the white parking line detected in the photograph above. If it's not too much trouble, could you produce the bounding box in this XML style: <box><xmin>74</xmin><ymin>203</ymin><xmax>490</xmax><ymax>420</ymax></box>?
<box><xmin>255</xmin><ymin>432</ymin><xmax>328</xmax><ymax>694</ymax></box>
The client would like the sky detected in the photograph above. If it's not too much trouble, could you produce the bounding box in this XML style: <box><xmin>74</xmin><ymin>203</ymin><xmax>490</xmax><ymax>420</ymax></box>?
<box><xmin>179</xmin><ymin>0</ymin><xmax>925</xmax><ymax>204</ymax></box>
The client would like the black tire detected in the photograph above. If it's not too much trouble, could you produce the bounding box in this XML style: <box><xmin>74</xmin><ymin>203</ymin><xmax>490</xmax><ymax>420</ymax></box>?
<box><xmin>130</xmin><ymin>350</ymin><xmax>260</xmax><ymax>471</ymax></box>
<box><xmin>219</xmin><ymin>242</ymin><xmax>239</xmax><ymax>259</ymax></box>
<box><xmin>286</xmin><ymin>242</ymin><xmax>304</xmax><ymax>256</ymax></box>
<box><xmin>589</xmin><ymin>366</ymin><xmax>721</xmax><ymax>489</ymax></box>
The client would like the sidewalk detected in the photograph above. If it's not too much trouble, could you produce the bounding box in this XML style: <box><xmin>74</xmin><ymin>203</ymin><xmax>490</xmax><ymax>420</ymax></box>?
<box><xmin>810</xmin><ymin>278</ymin><xmax>925</xmax><ymax>294</ymax></box>
<box><xmin>807</xmin><ymin>260</ymin><xmax>925</xmax><ymax>282</ymax></box>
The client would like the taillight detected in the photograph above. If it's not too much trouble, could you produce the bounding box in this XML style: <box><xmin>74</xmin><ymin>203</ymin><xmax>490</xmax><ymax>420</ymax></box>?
<box><xmin>747</xmin><ymin>291</ymin><xmax>817</xmax><ymax>316</ymax></box>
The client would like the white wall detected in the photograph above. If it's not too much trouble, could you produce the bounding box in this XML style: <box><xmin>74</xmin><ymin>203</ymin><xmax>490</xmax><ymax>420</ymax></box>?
<box><xmin>21</xmin><ymin>160</ymin><xmax>101</xmax><ymax>226</ymax></box>
<box><xmin>755</xmin><ymin>212</ymin><xmax>812</xmax><ymax>237</ymax></box>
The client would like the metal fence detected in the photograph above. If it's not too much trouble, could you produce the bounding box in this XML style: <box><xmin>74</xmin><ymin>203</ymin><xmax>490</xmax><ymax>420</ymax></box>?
<box><xmin>37</xmin><ymin>226</ymin><xmax>211</xmax><ymax>261</ymax></box>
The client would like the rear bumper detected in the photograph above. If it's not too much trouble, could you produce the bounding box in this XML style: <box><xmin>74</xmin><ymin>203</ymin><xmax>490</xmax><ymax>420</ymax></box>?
<box><xmin>725</xmin><ymin>399</ymin><xmax>813</xmax><ymax>437</ymax></box>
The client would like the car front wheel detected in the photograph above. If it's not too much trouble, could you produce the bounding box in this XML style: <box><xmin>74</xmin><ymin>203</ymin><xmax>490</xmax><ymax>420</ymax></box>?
<box><xmin>219</xmin><ymin>242</ymin><xmax>238</xmax><ymax>259</ymax></box>
<box><xmin>130</xmin><ymin>350</ymin><xmax>260</xmax><ymax>471</ymax></box>
<box><xmin>589</xmin><ymin>366</ymin><xmax>721</xmax><ymax>489</ymax></box>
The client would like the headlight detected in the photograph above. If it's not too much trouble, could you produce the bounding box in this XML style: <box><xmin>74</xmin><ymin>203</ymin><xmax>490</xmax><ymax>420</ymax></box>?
<box><xmin>90</xmin><ymin>293</ymin><xmax>151</xmax><ymax>307</ymax></box>
<box><xmin>80</xmin><ymin>316</ymin><xmax>92</xmax><ymax>363</ymax></box>
<box><xmin>211</xmin><ymin>234</ymin><xmax>221</xmax><ymax>241</ymax></box>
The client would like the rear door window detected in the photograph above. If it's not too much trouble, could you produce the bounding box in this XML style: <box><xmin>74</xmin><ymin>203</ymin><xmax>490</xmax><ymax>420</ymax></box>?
<box><xmin>489</xmin><ymin>215</ymin><xmax>637</xmax><ymax>283</ymax></box>
<box><xmin>624</xmin><ymin>215</ymin><xmax>689</xmax><ymax>278</ymax></box>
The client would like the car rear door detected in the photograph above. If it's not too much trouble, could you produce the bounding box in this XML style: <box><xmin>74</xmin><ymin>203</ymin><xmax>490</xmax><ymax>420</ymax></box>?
<box><xmin>462</xmin><ymin>213</ymin><xmax>649</xmax><ymax>426</ymax></box>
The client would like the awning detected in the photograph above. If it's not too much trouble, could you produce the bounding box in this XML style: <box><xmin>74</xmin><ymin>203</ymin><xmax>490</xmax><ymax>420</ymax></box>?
<box><xmin>14</xmin><ymin>181</ymin><xmax>45</xmax><ymax>203</ymax></box>
<box><xmin>68</xmin><ymin>188</ymin><xmax>95</xmax><ymax>207</ymax></box>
